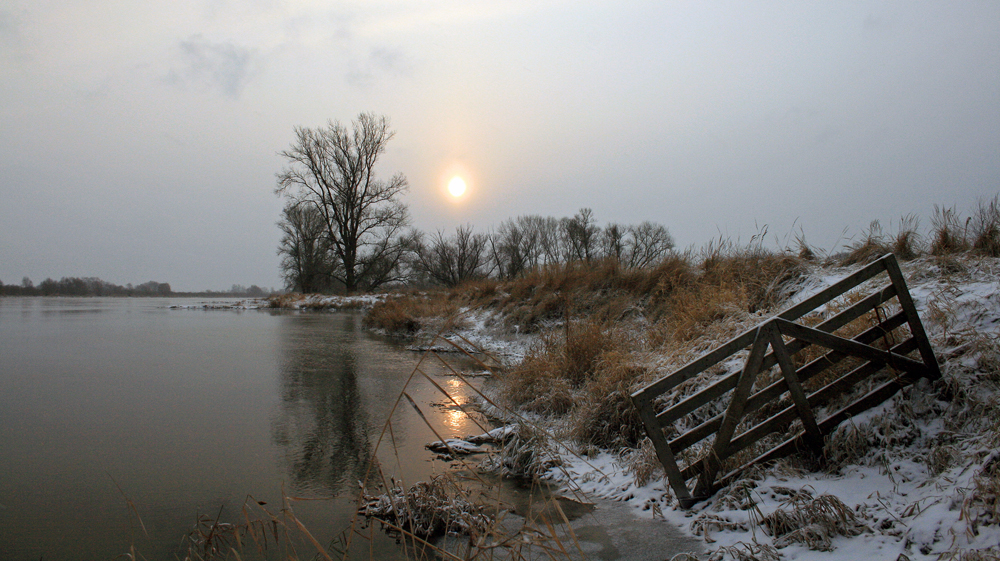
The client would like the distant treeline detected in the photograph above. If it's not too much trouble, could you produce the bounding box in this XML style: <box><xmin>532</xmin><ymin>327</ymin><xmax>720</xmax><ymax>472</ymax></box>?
<box><xmin>0</xmin><ymin>277</ymin><xmax>172</xmax><ymax>297</ymax></box>
<box><xmin>0</xmin><ymin>278</ymin><xmax>275</xmax><ymax>297</ymax></box>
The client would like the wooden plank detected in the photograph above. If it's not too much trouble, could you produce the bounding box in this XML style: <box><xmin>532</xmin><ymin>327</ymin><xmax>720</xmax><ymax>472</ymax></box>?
<box><xmin>726</xmin><ymin>337</ymin><xmax>920</xmax><ymax>457</ymax></box>
<box><xmin>630</xmin><ymin>393</ymin><xmax>691</xmax><ymax>502</ymax></box>
<box><xmin>666</xmin><ymin>311</ymin><xmax>908</xmax><ymax>454</ymax></box>
<box><xmin>631</xmin><ymin>328</ymin><xmax>757</xmax><ymax>400</ymax></box>
<box><xmin>774</xmin><ymin>319</ymin><xmax>929</xmax><ymax>377</ymax></box>
<box><xmin>715</xmin><ymin>337</ymin><xmax>921</xmax><ymax>488</ymax></box>
<box><xmin>883</xmin><ymin>255</ymin><xmax>942</xmax><ymax>379</ymax></box>
<box><xmin>729</xmin><ymin>374</ymin><xmax>914</xmax><ymax>481</ymax></box>
<box><xmin>653</xmin><ymin>284</ymin><xmax>897</xmax><ymax>428</ymax></box>
<box><xmin>775</xmin><ymin>255</ymin><xmax>891</xmax><ymax>322</ymax></box>
<box><xmin>768</xmin><ymin>326</ymin><xmax>824</xmax><ymax>451</ymax></box>
<box><xmin>693</xmin><ymin>324</ymin><xmax>772</xmax><ymax>497</ymax></box>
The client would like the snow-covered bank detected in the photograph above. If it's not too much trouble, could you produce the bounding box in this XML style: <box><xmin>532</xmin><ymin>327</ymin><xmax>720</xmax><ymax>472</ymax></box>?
<box><xmin>167</xmin><ymin>293</ymin><xmax>384</xmax><ymax>310</ymax></box>
<box><xmin>424</xmin><ymin>256</ymin><xmax>1000</xmax><ymax>560</ymax></box>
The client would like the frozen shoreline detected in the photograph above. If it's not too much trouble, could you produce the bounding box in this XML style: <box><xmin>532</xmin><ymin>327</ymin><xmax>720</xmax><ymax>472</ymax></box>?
<box><xmin>419</xmin><ymin>256</ymin><xmax>1000</xmax><ymax>559</ymax></box>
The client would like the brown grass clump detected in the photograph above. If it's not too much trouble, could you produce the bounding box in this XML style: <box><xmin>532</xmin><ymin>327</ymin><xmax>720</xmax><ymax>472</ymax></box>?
<box><xmin>970</xmin><ymin>194</ymin><xmax>1000</xmax><ymax>257</ymax></box>
<box><xmin>961</xmin><ymin>452</ymin><xmax>1000</xmax><ymax>535</ymax></box>
<box><xmin>704</xmin><ymin>540</ymin><xmax>780</xmax><ymax>561</ymax></box>
<box><xmin>698</xmin><ymin>238</ymin><xmax>807</xmax><ymax>314</ymax></box>
<box><xmin>363</xmin><ymin>293</ymin><xmax>461</xmax><ymax>335</ymax></box>
<box><xmin>478</xmin><ymin>423</ymin><xmax>563</xmax><ymax>479</ymax></box>
<box><xmin>931</xmin><ymin>204</ymin><xmax>971</xmax><ymax>256</ymax></box>
<box><xmin>498</xmin><ymin>321</ymin><xmax>620</xmax><ymax>415</ymax></box>
<box><xmin>842</xmin><ymin>220</ymin><xmax>892</xmax><ymax>266</ymax></box>
<box><xmin>761</xmin><ymin>490</ymin><xmax>869</xmax><ymax>551</ymax></box>
<box><xmin>618</xmin><ymin>437</ymin><xmax>663</xmax><ymax>487</ymax></box>
<box><xmin>892</xmin><ymin>214</ymin><xmax>923</xmax><ymax>260</ymax></box>
<box><xmin>359</xmin><ymin>474</ymin><xmax>495</xmax><ymax>540</ymax></box>
<box><xmin>572</xmin><ymin>350</ymin><xmax>650</xmax><ymax>448</ymax></box>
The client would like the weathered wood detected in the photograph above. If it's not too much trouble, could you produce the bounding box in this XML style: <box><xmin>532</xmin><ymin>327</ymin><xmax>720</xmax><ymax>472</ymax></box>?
<box><xmin>775</xmin><ymin>256</ymin><xmax>890</xmax><ymax>322</ymax></box>
<box><xmin>774</xmin><ymin>319</ymin><xmax>929</xmax><ymax>377</ymax></box>
<box><xmin>769</xmin><ymin>326</ymin><xmax>824</xmax><ymax>451</ymax></box>
<box><xmin>883</xmin><ymin>255</ymin><xmax>942</xmax><ymax>379</ymax></box>
<box><xmin>724</xmin><ymin>339</ymin><xmax>917</xmax><ymax>459</ymax></box>
<box><xmin>716</xmin><ymin>337</ymin><xmax>921</xmax><ymax>487</ymax></box>
<box><xmin>654</xmin><ymin>284</ymin><xmax>898</xmax><ymax>428</ymax></box>
<box><xmin>664</xmin><ymin>309</ymin><xmax>908</xmax><ymax>454</ymax></box>
<box><xmin>630</xmin><ymin>393</ymin><xmax>692</xmax><ymax>502</ymax></box>
<box><xmin>631</xmin><ymin>329</ymin><xmax>757</xmax><ymax>400</ymax></box>
<box><xmin>719</xmin><ymin>364</ymin><xmax>922</xmax><ymax>490</ymax></box>
<box><xmin>631</xmin><ymin>254</ymin><xmax>938</xmax><ymax>507</ymax></box>
<box><xmin>693</xmin><ymin>324</ymin><xmax>772</xmax><ymax>497</ymax></box>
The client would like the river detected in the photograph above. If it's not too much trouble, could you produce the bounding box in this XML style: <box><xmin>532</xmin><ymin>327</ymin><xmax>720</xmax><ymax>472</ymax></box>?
<box><xmin>0</xmin><ymin>297</ymin><xmax>704</xmax><ymax>561</ymax></box>
<box><xmin>0</xmin><ymin>297</ymin><xmax>488</xmax><ymax>560</ymax></box>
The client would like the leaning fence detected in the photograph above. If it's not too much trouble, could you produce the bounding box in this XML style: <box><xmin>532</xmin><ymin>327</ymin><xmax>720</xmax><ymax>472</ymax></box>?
<box><xmin>631</xmin><ymin>253</ymin><xmax>940</xmax><ymax>508</ymax></box>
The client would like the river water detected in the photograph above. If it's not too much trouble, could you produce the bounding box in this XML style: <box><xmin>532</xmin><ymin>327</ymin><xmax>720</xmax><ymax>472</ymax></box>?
<box><xmin>0</xmin><ymin>297</ymin><xmax>486</xmax><ymax>560</ymax></box>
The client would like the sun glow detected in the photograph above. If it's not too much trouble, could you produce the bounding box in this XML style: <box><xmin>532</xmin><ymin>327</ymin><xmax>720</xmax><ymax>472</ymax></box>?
<box><xmin>447</xmin><ymin>176</ymin><xmax>467</xmax><ymax>198</ymax></box>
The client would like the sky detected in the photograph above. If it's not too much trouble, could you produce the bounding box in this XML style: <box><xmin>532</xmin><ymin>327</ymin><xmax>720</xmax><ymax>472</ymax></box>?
<box><xmin>1</xmin><ymin>1</ymin><xmax>998</xmax><ymax>292</ymax></box>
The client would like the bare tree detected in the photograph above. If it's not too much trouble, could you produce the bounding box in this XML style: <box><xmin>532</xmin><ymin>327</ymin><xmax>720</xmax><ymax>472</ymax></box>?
<box><xmin>561</xmin><ymin>208</ymin><xmax>600</xmax><ymax>262</ymax></box>
<box><xmin>601</xmin><ymin>223</ymin><xmax>627</xmax><ymax>262</ymax></box>
<box><xmin>625</xmin><ymin>221</ymin><xmax>675</xmax><ymax>268</ymax></box>
<box><xmin>277</xmin><ymin>202</ymin><xmax>335</xmax><ymax>293</ymax></box>
<box><xmin>488</xmin><ymin>218</ymin><xmax>534</xmax><ymax>280</ymax></box>
<box><xmin>275</xmin><ymin>113</ymin><xmax>412</xmax><ymax>293</ymax></box>
<box><xmin>414</xmin><ymin>225</ymin><xmax>489</xmax><ymax>287</ymax></box>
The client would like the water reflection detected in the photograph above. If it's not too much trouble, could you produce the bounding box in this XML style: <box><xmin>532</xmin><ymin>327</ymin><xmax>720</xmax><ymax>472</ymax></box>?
<box><xmin>272</xmin><ymin>313</ymin><xmax>375</xmax><ymax>497</ymax></box>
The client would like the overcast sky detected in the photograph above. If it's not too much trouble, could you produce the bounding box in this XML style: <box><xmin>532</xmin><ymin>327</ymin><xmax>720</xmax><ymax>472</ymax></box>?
<box><xmin>1</xmin><ymin>1</ymin><xmax>998</xmax><ymax>291</ymax></box>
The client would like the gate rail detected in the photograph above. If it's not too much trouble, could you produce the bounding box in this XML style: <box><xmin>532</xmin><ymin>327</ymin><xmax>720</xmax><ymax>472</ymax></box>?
<box><xmin>630</xmin><ymin>254</ymin><xmax>939</xmax><ymax>508</ymax></box>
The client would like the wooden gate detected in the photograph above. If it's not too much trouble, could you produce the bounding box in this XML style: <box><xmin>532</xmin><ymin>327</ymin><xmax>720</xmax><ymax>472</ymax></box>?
<box><xmin>630</xmin><ymin>254</ymin><xmax>940</xmax><ymax>508</ymax></box>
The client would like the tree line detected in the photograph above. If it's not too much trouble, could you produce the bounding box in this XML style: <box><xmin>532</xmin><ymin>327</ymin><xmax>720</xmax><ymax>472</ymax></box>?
<box><xmin>275</xmin><ymin>113</ymin><xmax>675</xmax><ymax>294</ymax></box>
<box><xmin>0</xmin><ymin>277</ymin><xmax>172</xmax><ymax>297</ymax></box>
<box><xmin>0</xmin><ymin>278</ymin><xmax>275</xmax><ymax>297</ymax></box>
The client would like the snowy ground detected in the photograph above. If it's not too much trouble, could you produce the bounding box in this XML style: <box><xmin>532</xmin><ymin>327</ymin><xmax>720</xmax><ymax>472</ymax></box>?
<box><xmin>430</xmin><ymin>256</ymin><xmax>1000</xmax><ymax>560</ymax></box>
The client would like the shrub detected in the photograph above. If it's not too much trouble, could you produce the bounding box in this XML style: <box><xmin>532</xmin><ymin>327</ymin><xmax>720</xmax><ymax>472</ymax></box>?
<box><xmin>971</xmin><ymin>194</ymin><xmax>1000</xmax><ymax>257</ymax></box>
<box><xmin>931</xmin><ymin>204</ymin><xmax>971</xmax><ymax>255</ymax></box>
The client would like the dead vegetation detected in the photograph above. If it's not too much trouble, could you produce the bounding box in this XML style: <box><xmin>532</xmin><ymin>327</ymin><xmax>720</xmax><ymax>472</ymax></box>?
<box><xmin>358</xmin><ymin>475</ymin><xmax>496</xmax><ymax>540</ymax></box>
<box><xmin>168</xmin><ymin>196</ymin><xmax>1000</xmax><ymax>560</ymax></box>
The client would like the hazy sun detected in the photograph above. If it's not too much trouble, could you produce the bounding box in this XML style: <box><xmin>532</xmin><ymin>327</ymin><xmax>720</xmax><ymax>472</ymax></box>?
<box><xmin>447</xmin><ymin>176</ymin><xmax>467</xmax><ymax>198</ymax></box>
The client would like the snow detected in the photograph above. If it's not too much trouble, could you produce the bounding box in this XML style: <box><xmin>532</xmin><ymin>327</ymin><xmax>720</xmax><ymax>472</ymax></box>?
<box><xmin>453</xmin><ymin>256</ymin><xmax>1000</xmax><ymax>559</ymax></box>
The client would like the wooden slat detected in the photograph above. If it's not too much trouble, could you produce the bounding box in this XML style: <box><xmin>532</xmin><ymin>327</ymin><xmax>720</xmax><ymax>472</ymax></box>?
<box><xmin>720</xmin><ymin>370</ymin><xmax>920</xmax><ymax>489</ymax></box>
<box><xmin>666</xmin><ymin>311</ymin><xmax>908</xmax><ymax>454</ymax></box>
<box><xmin>775</xmin><ymin>255</ymin><xmax>891</xmax><ymax>322</ymax></box>
<box><xmin>769</xmin><ymin>327</ymin><xmax>823</xmax><ymax>451</ymax></box>
<box><xmin>631</xmin><ymin>329</ymin><xmax>757</xmax><ymax>400</ymax></box>
<box><xmin>883</xmin><ymin>255</ymin><xmax>942</xmax><ymax>379</ymax></box>
<box><xmin>688</xmin><ymin>336</ymin><xmax>920</xmax><ymax>484</ymax></box>
<box><xmin>716</xmin><ymin>337</ymin><xmax>921</xmax><ymax>487</ymax></box>
<box><xmin>630</xmin><ymin>393</ymin><xmax>692</xmax><ymax>502</ymax></box>
<box><xmin>693</xmin><ymin>324</ymin><xmax>772</xmax><ymax>497</ymax></box>
<box><xmin>654</xmin><ymin>284</ymin><xmax>897</xmax><ymax>427</ymax></box>
<box><xmin>774</xmin><ymin>319</ymin><xmax>929</xmax><ymax>377</ymax></box>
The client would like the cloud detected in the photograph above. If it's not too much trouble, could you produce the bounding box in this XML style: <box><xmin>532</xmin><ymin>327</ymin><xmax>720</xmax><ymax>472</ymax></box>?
<box><xmin>167</xmin><ymin>34</ymin><xmax>257</xmax><ymax>97</ymax></box>
<box><xmin>346</xmin><ymin>46</ymin><xmax>410</xmax><ymax>87</ymax></box>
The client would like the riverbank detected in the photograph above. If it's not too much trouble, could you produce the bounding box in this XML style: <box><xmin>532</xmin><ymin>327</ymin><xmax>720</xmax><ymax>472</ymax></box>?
<box><xmin>357</xmin><ymin>248</ymin><xmax>1000</xmax><ymax>560</ymax></box>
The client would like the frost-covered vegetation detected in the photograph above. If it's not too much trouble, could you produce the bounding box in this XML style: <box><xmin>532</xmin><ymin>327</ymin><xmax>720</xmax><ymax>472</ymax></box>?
<box><xmin>361</xmin><ymin>197</ymin><xmax>1000</xmax><ymax>560</ymax></box>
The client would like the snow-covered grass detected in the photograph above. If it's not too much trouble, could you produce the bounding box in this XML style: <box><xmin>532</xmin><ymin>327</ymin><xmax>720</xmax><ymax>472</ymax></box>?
<box><xmin>410</xmin><ymin>253</ymin><xmax>1000</xmax><ymax>560</ymax></box>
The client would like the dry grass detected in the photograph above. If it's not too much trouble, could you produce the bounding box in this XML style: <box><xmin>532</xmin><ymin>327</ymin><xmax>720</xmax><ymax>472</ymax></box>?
<box><xmin>478</xmin><ymin>423</ymin><xmax>563</xmax><ymax>479</ymax></box>
<box><xmin>176</xmin><ymin>494</ymin><xmax>337</xmax><ymax>561</ymax></box>
<box><xmin>931</xmin><ymin>205</ymin><xmax>971</xmax><ymax>256</ymax></box>
<box><xmin>760</xmin><ymin>490</ymin><xmax>869</xmax><ymax>551</ymax></box>
<box><xmin>842</xmin><ymin>220</ymin><xmax>892</xmax><ymax>266</ymax></box>
<box><xmin>363</xmin><ymin>293</ymin><xmax>462</xmax><ymax>335</ymax></box>
<box><xmin>617</xmin><ymin>437</ymin><xmax>663</xmax><ymax>487</ymax></box>
<box><xmin>971</xmin><ymin>194</ymin><xmax>1000</xmax><ymax>257</ymax></box>
<box><xmin>497</xmin><ymin>320</ymin><xmax>621</xmax><ymax>414</ymax></box>
<box><xmin>961</xmin><ymin>452</ymin><xmax>1000</xmax><ymax>536</ymax></box>
<box><xmin>359</xmin><ymin>475</ymin><xmax>495</xmax><ymax>540</ymax></box>
<box><xmin>704</xmin><ymin>540</ymin><xmax>780</xmax><ymax>561</ymax></box>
